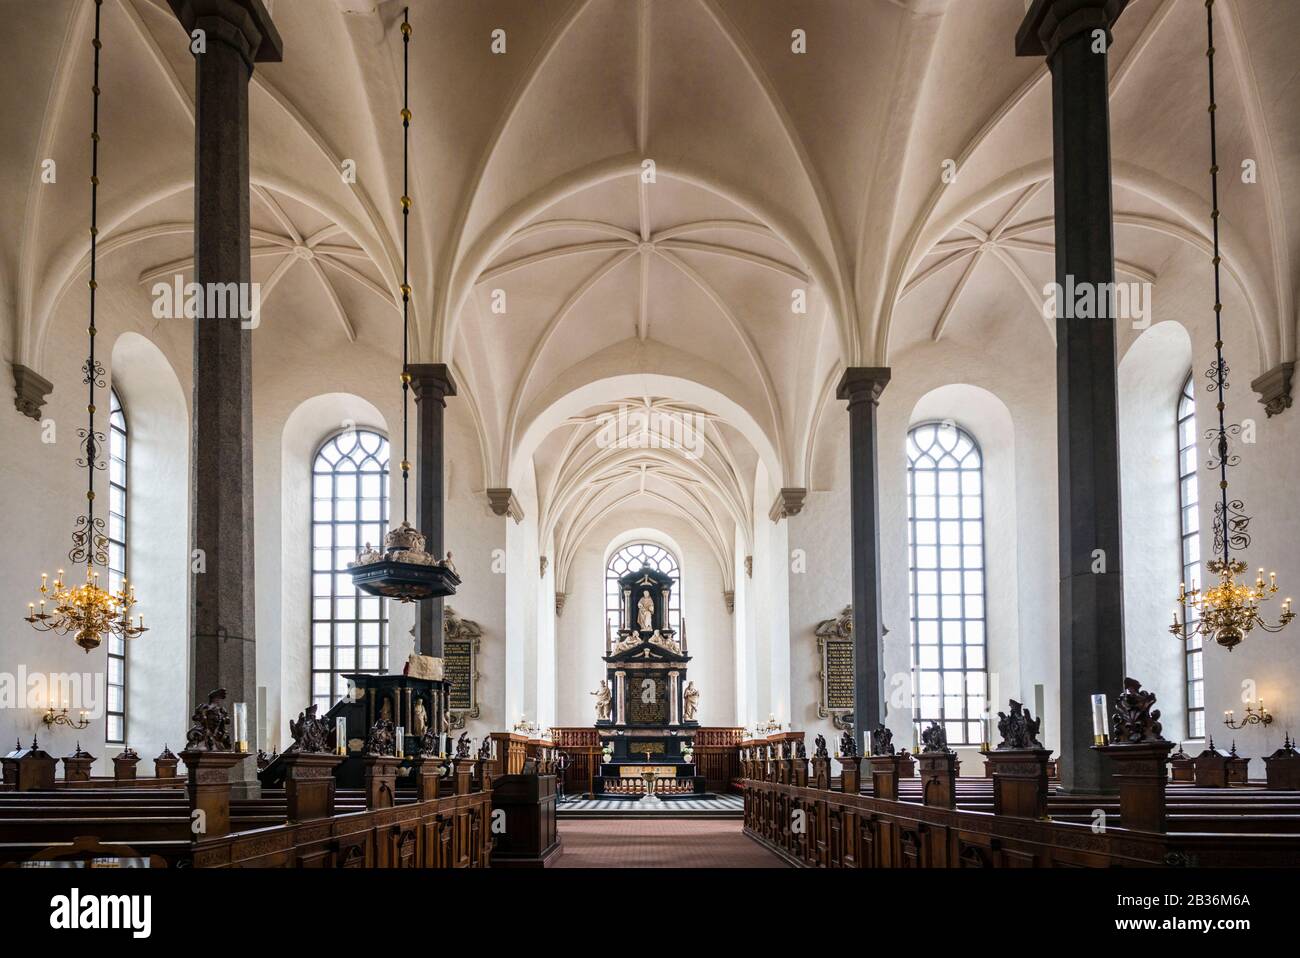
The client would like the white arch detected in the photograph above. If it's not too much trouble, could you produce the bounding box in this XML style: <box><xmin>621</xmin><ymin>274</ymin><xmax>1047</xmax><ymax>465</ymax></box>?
<box><xmin>511</xmin><ymin>372</ymin><xmax>783</xmax><ymax>495</ymax></box>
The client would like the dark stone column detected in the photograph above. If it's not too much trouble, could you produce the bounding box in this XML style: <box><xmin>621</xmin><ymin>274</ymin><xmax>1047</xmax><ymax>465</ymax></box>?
<box><xmin>407</xmin><ymin>363</ymin><xmax>457</xmax><ymax>657</ymax></box>
<box><xmin>1018</xmin><ymin>0</ymin><xmax>1128</xmax><ymax>794</ymax></box>
<box><xmin>837</xmin><ymin>367</ymin><xmax>890</xmax><ymax>757</ymax></box>
<box><xmin>168</xmin><ymin>0</ymin><xmax>281</xmax><ymax>790</ymax></box>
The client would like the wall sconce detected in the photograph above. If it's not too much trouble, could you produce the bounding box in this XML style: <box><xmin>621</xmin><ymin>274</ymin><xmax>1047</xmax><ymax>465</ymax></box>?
<box><xmin>1224</xmin><ymin>701</ymin><xmax>1273</xmax><ymax>730</ymax></box>
<box><xmin>43</xmin><ymin>705</ymin><xmax>89</xmax><ymax>730</ymax></box>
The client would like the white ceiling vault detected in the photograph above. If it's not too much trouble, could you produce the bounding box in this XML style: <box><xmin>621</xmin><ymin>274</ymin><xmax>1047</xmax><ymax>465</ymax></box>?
<box><xmin>3</xmin><ymin>0</ymin><xmax>1298</xmax><ymax>572</ymax></box>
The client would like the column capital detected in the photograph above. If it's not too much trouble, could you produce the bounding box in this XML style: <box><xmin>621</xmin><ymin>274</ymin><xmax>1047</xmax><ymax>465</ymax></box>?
<box><xmin>1251</xmin><ymin>361</ymin><xmax>1294</xmax><ymax>418</ymax></box>
<box><xmin>1016</xmin><ymin>0</ymin><xmax>1128</xmax><ymax>59</ymax></box>
<box><xmin>836</xmin><ymin>366</ymin><xmax>891</xmax><ymax>404</ymax></box>
<box><xmin>168</xmin><ymin>0</ymin><xmax>283</xmax><ymax>65</ymax></box>
<box><xmin>406</xmin><ymin>363</ymin><xmax>458</xmax><ymax>404</ymax></box>
<box><xmin>11</xmin><ymin>364</ymin><xmax>53</xmax><ymax>421</ymax></box>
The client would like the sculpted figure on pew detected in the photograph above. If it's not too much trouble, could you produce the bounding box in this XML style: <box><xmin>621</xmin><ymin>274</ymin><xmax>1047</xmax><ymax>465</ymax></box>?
<box><xmin>838</xmin><ymin>727</ymin><xmax>857</xmax><ymax>758</ymax></box>
<box><xmin>995</xmin><ymin>700</ymin><xmax>1044</xmax><ymax>750</ymax></box>
<box><xmin>921</xmin><ymin>721</ymin><xmax>952</xmax><ymax>753</ymax></box>
<box><xmin>455</xmin><ymin>731</ymin><xmax>472</xmax><ymax>759</ymax></box>
<box><xmin>477</xmin><ymin>736</ymin><xmax>492</xmax><ymax>761</ymax></box>
<box><xmin>364</xmin><ymin>719</ymin><xmax>396</xmax><ymax>756</ymax></box>
<box><xmin>813</xmin><ymin>733</ymin><xmax>829</xmax><ymax>759</ymax></box>
<box><xmin>418</xmin><ymin>723</ymin><xmax>440</xmax><ymax>757</ymax></box>
<box><xmin>185</xmin><ymin>687</ymin><xmax>232</xmax><ymax>752</ymax></box>
<box><xmin>870</xmin><ymin>723</ymin><xmax>894</xmax><ymax>756</ymax></box>
<box><xmin>287</xmin><ymin>703</ymin><xmax>332</xmax><ymax>754</ymax></box>
<box><xmin>1111</xmin><ymin>677</ymin><xmax>1164</xmax><ymax>743</ymax></box>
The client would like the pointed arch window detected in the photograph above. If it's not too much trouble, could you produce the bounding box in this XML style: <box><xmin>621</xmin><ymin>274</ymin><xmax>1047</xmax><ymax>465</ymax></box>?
<box><xmin>106</xmin><ymin>388</ymin><xmax>128</xmax><ymax>744</ymax></box>
<box><xmin>1177</xmin><ymin>375</ymin><xmax>1204</xmax><ymax>738</ymax></box>
<box><xmin>907</xmin><ymin>422</ymin><xmax>986</xmax><ymax>747</ymax></box>
<box><xmin>606</xmin><ymin>542</ymin><xmax>681</xmax><ymax>635</ymax></box>
<box><xmin>311</xmin><ymin>429</ymin><xmax>390</xmax><ymax>713</ymax></box>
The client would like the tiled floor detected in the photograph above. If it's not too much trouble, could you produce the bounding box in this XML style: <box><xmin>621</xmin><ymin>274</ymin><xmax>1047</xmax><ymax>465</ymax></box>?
<box><xmin>557</xmin><ymin>794</ymin><xmax>743</xmax><ymax>815</ymax></box>
<box><xmin>552</xmin><ymin>818</ymin><xmax>788</xmax><ymax>868</ymax></box>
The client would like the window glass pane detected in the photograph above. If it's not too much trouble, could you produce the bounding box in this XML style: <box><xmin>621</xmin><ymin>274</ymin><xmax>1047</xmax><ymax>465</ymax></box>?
<box><xmin>106</xmin><ymin>388</ymin><xmax>128</xmax><ymax>744</ymax></box>
<box><xmin>907</xmin><ymin>422</ymin><xmax>986</xmax><ymax>745</ymax></box>
<box><xmin>1176</xmin><ymin>375</ymin><xmax>1204</xmax><ymax>738</ymax></box>
<box><xmin>605</xmin><ymin>542</ymin><xmax>681</xmax><ymax>635</ymax></box>
<box><xmin>311</xmin><ymin>430</ymin><xmax>390</xmax><ymax>710</ymax></box>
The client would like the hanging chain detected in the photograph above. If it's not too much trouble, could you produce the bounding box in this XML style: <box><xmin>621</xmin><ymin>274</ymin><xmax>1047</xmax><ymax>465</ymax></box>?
<box><xmin>75</xmin><ymin>0</ymin><xmax>108</xmax><ymax>569</ymax></box>
<box><xmin>1203</xmin><ymin>0</ymin><xmax>1240</xmax><ymax>566</ymax></box>
<box><xmin>399</xmin><ymin>8</ymin><xmax>412</xmax><ymax>524</ymax></box>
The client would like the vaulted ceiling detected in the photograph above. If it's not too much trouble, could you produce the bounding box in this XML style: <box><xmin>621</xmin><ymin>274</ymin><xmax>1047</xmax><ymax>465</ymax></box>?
<box><xmin>3</xmin><ymin>0</ymin><xmax>1298</xmax><ymax>563</ymax></box>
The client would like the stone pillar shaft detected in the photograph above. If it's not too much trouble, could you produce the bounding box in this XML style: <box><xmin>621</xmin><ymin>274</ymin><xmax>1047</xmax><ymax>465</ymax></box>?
<box><xmin>170</xmin><ymin>0</ymin><xmax>282</xmax><ymax>791</ymax></box>
<box><xmin>1018</xmin><ymin>0</ymin><xmax>1129</xmax><ymax>794</ymax></box>
<box><xmin>407</xmin><ymin>363</ymin><xmax>457</xmax><ymax>657</ymax></box>
<box><xmin>837</xmin><ymin>367</ymin><xmax>891</xmax><ymax>757</ymax></box>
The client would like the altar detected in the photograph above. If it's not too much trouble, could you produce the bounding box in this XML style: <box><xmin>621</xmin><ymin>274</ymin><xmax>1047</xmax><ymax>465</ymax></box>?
<box><xmin>591</xmin><ymin>564</ymin><xmax>706</xmax><ymax>797</ymax></box>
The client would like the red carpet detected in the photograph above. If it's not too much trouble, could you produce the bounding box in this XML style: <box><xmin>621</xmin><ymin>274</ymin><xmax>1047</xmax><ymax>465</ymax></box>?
<box><xmin>553</xmin><ymin>819</ymin><xmax>788</xmax><ymax>868</ymax></box>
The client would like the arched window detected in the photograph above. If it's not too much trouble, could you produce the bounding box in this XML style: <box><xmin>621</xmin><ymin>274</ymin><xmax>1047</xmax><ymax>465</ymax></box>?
<box><xmin>606</xmin><ymin>542</ymin><xmax>681</xmax><ymax>634</ymax></box>
<box><xmin>106</xmin><ymin>388</ymin><xmax>128</xmax><ymax>744</ymax></box>
<box><xmin>311</xmin><ymin>429</ymin><xmax>390</xmax><ymax>713</ymax></box>
<box><xmin>907</xmin><ymin>422</ymin><xmax>986</xmax><ymax>747</ymax></box>
<box><xmin>1177</xmin><ymin>374</ymin><xmax>1204</xmax><ymax>738</ymax></box>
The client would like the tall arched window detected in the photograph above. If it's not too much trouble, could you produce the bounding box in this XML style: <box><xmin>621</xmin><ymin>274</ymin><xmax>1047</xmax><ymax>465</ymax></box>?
<box><xmin>106</xmin><ymin>388</ymin><xmax>128</xmax><ymax>744</ymax></box>
<box><xmin>1177</xmin><ymin>374</ymin><xmax>1204</xmax><ymax>738</ymax></box>
<box><xmin>312</xmin><ymin>429</ymin><xmax>390</xmax><ymax>713</ymax></box>
<box><xmin>606</xmin><ymin>542</ymin><xmax>681</xmax><ymax>634</ymax></box>
<box><xmin>907</xmin><ymin>422</ymin><xmax>986</xmax><ymax>746</ymax></box>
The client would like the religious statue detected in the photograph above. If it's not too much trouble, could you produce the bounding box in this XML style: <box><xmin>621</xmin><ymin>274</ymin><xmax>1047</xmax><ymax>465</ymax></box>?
<box><xmin>794</xmin><ymin>739</ymin><xmax>807</xmax><ymax>759</ymax></box>
<box><xmin>455</xmin><ymin>731</ymin><xmax>472</xmax><ymax>759</ymax></box>
<box><xmin>995</xmin><ymin>700</ymin><xmax>1044</xmax><ymax>750</ymax></box>
<box><xmin>185</xmin><ymin>688</ymin><xmax>232</xmax><ymax>752</ymax></box>
<box><xmin>287</xmin><ymin>703</ymin><xmax>332</xmax><ymax>754</ymax></box>
<box><xmin>378</xmin><ymin>697</ymin><xmax>392</xmax><ymax>723</ymax></box>
<box><xmin>477</xmin><ymin>736</ymin><xmax>493</xmax><ymax>761</ymax></box>
<box><xmin>1110</xmin><ymin>677</ymin><xmax>1166</xmax><ymax>744</ymax></box>
<box><xmin>682</xmin><ymin>680</ymin><xmax>699</xmax><ymax>721</ymax></box>
<box><xmin>636</xmin><ymin>589</ymin><xmax>655</xmax><ymax>631</ymax></box>
<box><xmin>363</xmin><ymin>719</ymin><xmax>396</xmax><ymax>757</ymax></box>
<box><xmin>921</xmin><ymin>720</ymin><xmax>951</xmax><ymax>753</ymax></box>
<box><xmin>813</xmin><ymin>733</ymin><xmax>829</xmax><ymax>759</ymax></box>
<box><xmin>870</xmin><ymin>723</ymin><xmax>894</xmax><ymax>756</ymax></box>
<box><xmin>838</xmin><ymin>727</ymin><xmax>858</xmax><ymax>758</ymax></box>
<box><xmin>413</xmin><ymin>698</ymin><xmax>428</xmax><ymax>737</ymax></box>
<box><xmin>591</xmin><ymin>680</ymin><xmax>612</xmax><ymax>721</ymax></box>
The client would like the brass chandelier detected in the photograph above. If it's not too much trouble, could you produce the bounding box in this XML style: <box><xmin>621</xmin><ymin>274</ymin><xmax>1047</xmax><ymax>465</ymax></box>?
<box><xmin>1169</xmin><ymin>0</ymin><xmax>1293</xmax><ymax>653</ymax></box>
<box><xmin>24</xmin><ymin>0</ymin><xmax>147</xmax><ymax>654</ymax></box>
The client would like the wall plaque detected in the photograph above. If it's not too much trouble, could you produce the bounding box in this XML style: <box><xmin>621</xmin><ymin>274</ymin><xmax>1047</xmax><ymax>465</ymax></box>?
<box><xmin>443</xmin><ymin>607</ymin><xmax>481</xmax><ymax>729</ymax></box>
